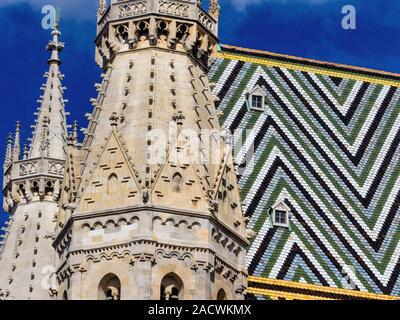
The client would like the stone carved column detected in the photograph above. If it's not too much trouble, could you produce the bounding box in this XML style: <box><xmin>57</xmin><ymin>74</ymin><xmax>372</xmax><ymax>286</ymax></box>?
<box><xmin>130</xmin><ymin>255</ymin><xmax>154</xmax><ymax>299</ymax></box>
<box><xmin>192</xmin><ymin>262</ymin><xmax>212</xmax><ymax>300</ymax></box>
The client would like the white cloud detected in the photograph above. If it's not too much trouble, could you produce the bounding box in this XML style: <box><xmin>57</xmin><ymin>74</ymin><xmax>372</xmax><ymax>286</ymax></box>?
<box><xmin>230</xmin><ymin>0</ymin><xmax>264</xmax><ymax>10</ymax></box>
<box><xmin>229</xmin><ymin>0</ymin><xmax>334</xmax><ymax>10</ymax></box>
<box><xmin>0</xmin><ymin>0</ymin><xmax>96</xmax><ymax>20</ymax></box>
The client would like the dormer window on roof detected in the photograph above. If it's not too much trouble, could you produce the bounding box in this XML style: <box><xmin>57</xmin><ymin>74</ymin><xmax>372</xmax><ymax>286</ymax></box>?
<box><xmin>247</xmin><ymin>85</ymin><xmax>268</xmax><ymax>112</ymax></box>
<box><xmin>271</xmin><ymin>201</ymin><xmax>290</xmax><ymax>228</ymax></box>
<box><xmin>275</xmin><ymin>210</ymin><xmax>288</xmax><ymax>225</ymax></box>
<box><xmin>251</xmin><ymin>95</ymin><xmax>263</xmax><ymax>110</ymax></box>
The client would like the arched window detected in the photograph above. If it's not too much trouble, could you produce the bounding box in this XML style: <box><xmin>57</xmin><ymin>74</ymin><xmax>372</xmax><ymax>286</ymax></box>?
<box><xmin>107</xmin><ymin>173</ymin><xmax>118</xmax><ymax>195</ymax></box>
<box><xmin>172</xmin><ymin>173</ymin><xmax>183</xmax><ymax>193</ymax></box>
<box><xmin>217</xmin><ymin>289</ymin><xmax>227</xmax><ymax>300</ymax></box>
<box><xmin>160</xmin><ymin>273</ymin><xmax>183</xmax><ymax>300</ymax></box>
<box><xmin>98</xmin><ymin>273</ymin><xmax>121</xmax><ymax>300</ymax></box>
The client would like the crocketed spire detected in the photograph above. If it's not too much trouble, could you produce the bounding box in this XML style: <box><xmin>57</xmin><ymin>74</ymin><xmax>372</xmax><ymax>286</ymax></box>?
<box><xmin>12</xmin><ymin>122</ymin><xmax>21</xmax><ymax>162</ymax></box>
<box><xmin>3</xmin><ymin>133</ymin><xmax>12</xmax><ymax>170</ymax></box>
<box><xmin>29</xmin><ymin>24</ymin><xmax>68</xmax><ymax>160</ymax></box>
<box><xmin>209</xmin><ymin>0</ymin><xmax>220</xmax><ymax>18</ymax></box>
<box><xmin>97</xmin><ymin>0</ymin><xmax>108</xmax><ymax>17</ymax></box>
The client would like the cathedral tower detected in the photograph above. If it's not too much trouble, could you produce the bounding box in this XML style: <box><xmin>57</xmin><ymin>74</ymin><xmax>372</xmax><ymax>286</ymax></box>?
<box><xmin>54</xmin><ymin>0</ymin><xmax>248</xmax><ymax>300</ymax></box>
<box><xmin>0</xmin><ymin>26</ymin><xmax>68</xmax><ymax>300</ymax></box>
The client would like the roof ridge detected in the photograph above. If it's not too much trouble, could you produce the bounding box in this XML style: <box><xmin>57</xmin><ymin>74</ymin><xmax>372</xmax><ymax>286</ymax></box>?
<box><xmin>220</xmin><ymin>44</ymin><xmax>400</xmax><ymax>81</ymax></box>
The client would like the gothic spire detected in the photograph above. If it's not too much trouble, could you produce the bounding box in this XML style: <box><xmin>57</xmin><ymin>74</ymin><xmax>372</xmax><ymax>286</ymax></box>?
<box><xmin>4</xmin><ymin>133</ymin><xmax>13</xmax><ymax>169</ymax></box>
<box><xmin>12</xmin><ymin>121</ymin><xmax>21</xmax><ymax>162</ymax></box>
<box><xmin>209</xmin><ymin>0</ymin><xmax>220</xmax><ymax>18</ymax></box>
<box><xmin>72</xmin><ymin>121</ymin><xmax>79</xmax><ymax>142</ymax></box>
<box><xmin>29</xmin><ymin>24</ymin><xmax>68</xmax><ymax>160</ymax></box>
<box><xmin>22</xmin><ymin>144</ymin><xmax>28</xmax><ymax>160</ymax></box>
<box><xmin>67</xmin><ymin>121</ymin><xmax>79</xmax><ymax>147</ymax></box>
<box><xmin>209</xmin><ymin>0</ymin><xmax>220</xmax><ymax>35</ymax></box>
<box><xmin>97</xmin><ymin>0</ymin><xmax>108</xmax><ymax>17</ymax></box>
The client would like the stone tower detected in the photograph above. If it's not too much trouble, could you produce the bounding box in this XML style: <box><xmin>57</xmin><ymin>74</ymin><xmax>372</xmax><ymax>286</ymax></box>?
<box><xmin>53</xmin><ymin>0</ymin><xmax>248</xmax><ymax>300</ymax></box>
<box><xmin>0</xmin><ymin>26</ymin><xmax>68</xmax><ymax>300</ymax></box>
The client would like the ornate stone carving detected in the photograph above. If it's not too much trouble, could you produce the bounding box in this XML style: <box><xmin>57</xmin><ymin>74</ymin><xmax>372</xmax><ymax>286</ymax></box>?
<box><xmin>118</xmin><ymin>2</ymin><xmax>147</xmax><ymax>18</ymax></box>
<box><xmin>153</xmin><ymin>216</ymin><xmax>201</xmax><ymax>230</ymax></box>
<box><xmin>159</xmin><ymin>1</ymin><xmax>189</xmax><ymax>17</ymax></box>
<box><xmin>214</xmin><ymin>257</ymin><xmax>242</xmax><ymax>283</ymax></box>
<box><xmin>198</xmin><ymin>11</ymin><xmax>215</xmax><ymax>32</ymax></box>
<box><xmin>48</xmin><ymin>161</ymin><xmax>65</xmax><ymax>175</ymax></box>
<box><xmin>212</xmin><ymin>228</ymin><xmax>242</xmax><ymax>256</ymax></box>
<box><xmin>19</xmin><ymin>161</ymin><xmax>38</xmax><ymax>176</ymax></box>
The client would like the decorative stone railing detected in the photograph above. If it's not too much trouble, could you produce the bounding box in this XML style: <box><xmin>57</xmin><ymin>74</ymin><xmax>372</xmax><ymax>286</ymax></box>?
<box><xmin>6</xmin><ymin>157</ymin><xmax>65</xmax><ymax>183</ymax></box>
<box><xmin>98</xmin><ymin>0</ymin><xmax>217</xmax><ymax>36</ymax></box>
<box><xmin>2</xmin><ymin>157</ymin><xmax>65</xmax><ymax>212</ymax></box>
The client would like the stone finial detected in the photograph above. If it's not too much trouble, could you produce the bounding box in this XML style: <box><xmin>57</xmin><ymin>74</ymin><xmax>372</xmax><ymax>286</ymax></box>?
<box><xmin>47</xmin><ymin>24</ymin><xmax>64</xmax><ymax>65</ymax></box>
<box><xmin>23</xmin><ymin>144</ymin><xmax>29</xmax><ymax>160</ymax></box>
<box><xmin>67</xmin><ymin>133</ymin><xmax>75</xmax><ymax>147</ymax></box>
<box><xmin>73</xmin><ymin>121</ymin><xmax>79</xmax><ymax>142</ymax></box>
<box><xmin>12</xmin><ymin>121</ymin><xmax>21</xmax><ymax>162</ymax></box>
<box><xmin>68</xmin><ymin>121</ymin><xmax>79</xmax><ymax>147</ymax></box>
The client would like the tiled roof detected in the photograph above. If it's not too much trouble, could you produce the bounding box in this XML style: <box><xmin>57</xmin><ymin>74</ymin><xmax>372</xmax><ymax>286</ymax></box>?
<box><xmin>210</xmin><ymin>45</ymin><xmax>400</xmax><ymax>296</ymax></box>
<box><xmin>248</xmin><ymin>276</ymin><xmax>400</xmax><ymax>300</ymax></box>
<box><xmin>218</xmin><ymin>45</ymin><xmax>400</xmax><ymax>86</ymax></box>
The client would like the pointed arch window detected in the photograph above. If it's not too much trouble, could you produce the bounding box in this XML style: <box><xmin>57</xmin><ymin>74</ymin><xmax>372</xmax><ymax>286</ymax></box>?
<box><xmin>217</xmin><ymin>289</ymin><xmax>227</xmax><ymax>300</ymax></box>
<box><xmin>98</xmin><ymin>273</ymin><xmax>121</xmax><ymax>300</ymax></box>
<box><xmin>115</xmin><ymin>24</ymin><xmax>129</xmax><ymax>44</ymax></box>
<box><xmin>172</xmin><ymin>173</ymin><xmax>183</xmax><ymax>193</ymax></box>
<box><xmin>107</xmin><ymin>173</ymin><xmax>118</xmax><ymax>195</ymax></box>
<box><xmin>160</xmin><ymin>273</ymin><xmax>183</xmax><ymax>300</ymax></box>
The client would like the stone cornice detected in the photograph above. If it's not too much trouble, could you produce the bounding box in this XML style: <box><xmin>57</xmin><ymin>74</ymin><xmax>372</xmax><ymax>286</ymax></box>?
<box><xmin>57</xmin><ymin>238</ymin><xmax>246</xmax><ymax>278</ymax></box>
<box><xmin>53</xmin><ymin>204</ymin><xmax>249</xmax><ymax>248</ymax></box>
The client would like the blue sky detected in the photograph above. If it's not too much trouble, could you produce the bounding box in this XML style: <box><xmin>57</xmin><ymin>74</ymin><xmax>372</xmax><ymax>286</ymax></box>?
<box><xmin>0</xmin><ymin>0</ymin><xmax>400</xmax><ymax>231</ymax></box>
